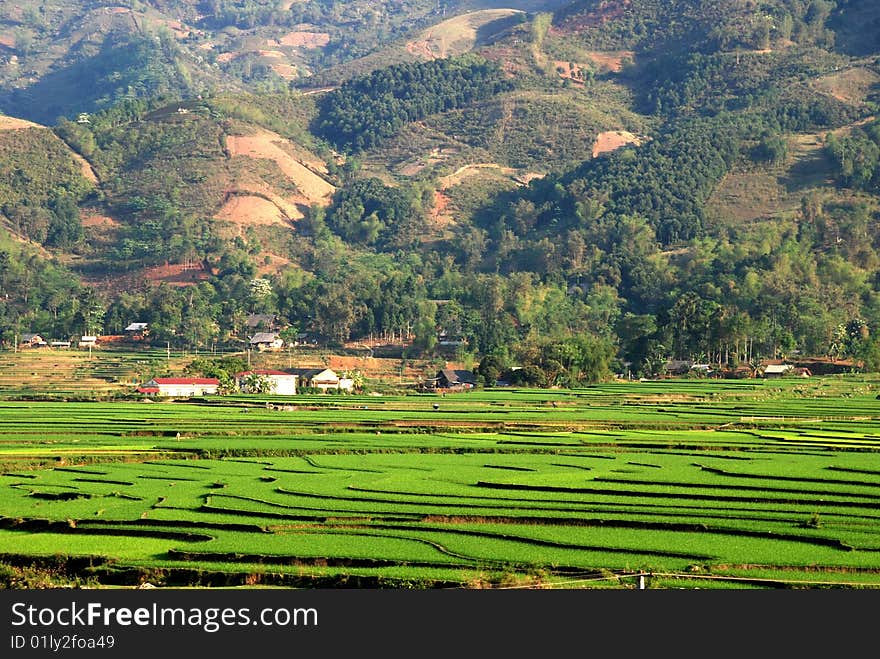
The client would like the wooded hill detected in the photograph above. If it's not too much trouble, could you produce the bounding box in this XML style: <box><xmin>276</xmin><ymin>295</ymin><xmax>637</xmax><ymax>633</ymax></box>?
<box><xmin>0</xmin><ymin>0</ymin><xmax>879</xmax><ymax>385</ymax></box>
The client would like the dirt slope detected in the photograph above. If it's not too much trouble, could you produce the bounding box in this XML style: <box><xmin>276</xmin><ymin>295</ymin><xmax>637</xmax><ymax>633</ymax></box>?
<box><xmin>592</xmin><ymin>130</ymin><xmax>642</xmax><ymax>157</ymax></box>
<box><xmin>405</xmin><ymin>9</ymin><xmax>523</xmax><ymax>60</ymax></box>
<box><xmin>224</xmin><ymin>129</ymin><xmax>336</xmax><ymax>204</ymax></box>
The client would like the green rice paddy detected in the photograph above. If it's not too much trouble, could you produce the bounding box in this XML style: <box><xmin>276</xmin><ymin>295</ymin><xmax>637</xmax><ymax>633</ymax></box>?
<box><xmin>1</xmin><ymin>375</ymin><xmax>879</xmax><ymax>589</ymax></box>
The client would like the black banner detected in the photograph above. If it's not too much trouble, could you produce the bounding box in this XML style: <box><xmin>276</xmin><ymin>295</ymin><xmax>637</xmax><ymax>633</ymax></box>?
<box><xmin>0</xmin><ymin>588</ymin><xmax>870</xmax><ymax>655</ymax></box>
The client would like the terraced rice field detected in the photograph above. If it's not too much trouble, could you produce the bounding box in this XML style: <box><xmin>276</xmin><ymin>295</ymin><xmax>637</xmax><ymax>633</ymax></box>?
<box><xmin>0</xmin><ymin>348</ymin><xmax>196</xmax><ymax>396</ymax></box>
<box><xmin>1</xmin><ymin>376</ymin><xmax>879</xmax><ymax>589</ymax></box>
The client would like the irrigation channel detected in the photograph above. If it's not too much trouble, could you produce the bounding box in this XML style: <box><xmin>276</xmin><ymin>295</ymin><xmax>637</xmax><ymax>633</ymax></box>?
<box><xmin>2</xmin><ymin>376</ymin><xmax>880</xmax><ymax>589</ymax></box>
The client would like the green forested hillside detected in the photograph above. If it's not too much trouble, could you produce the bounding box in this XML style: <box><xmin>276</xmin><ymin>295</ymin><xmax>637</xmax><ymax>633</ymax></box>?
<box><xmin>314</xmin><ymin>55</ymin><xmax>514</xmax><ymax>152</ymax></box>
<box><xmin>0</xmin><ymin>0</ymin><xmax>878</xmax><ymax>384</ymax></box>
<box><xmin>0</xmin><ymin>121</ymin><xmax>94</xmax><ymax>247</ymax></box>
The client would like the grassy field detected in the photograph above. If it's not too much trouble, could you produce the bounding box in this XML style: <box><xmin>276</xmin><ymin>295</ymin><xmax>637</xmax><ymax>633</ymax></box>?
<box><xmin>1</xmin><ymin>374</ymin><xmax>879</xmax><ymax>589</ymax></box>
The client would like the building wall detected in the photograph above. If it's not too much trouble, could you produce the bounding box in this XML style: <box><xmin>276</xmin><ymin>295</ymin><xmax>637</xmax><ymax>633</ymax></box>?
<box><xmin>157</xmin><ymin>384</ymin><xmax>219</xmax><ymax>396</ymax></box>
<box><xmin>268</xmin><ymin>376</ymin><xmax>297</xmax><ymax>395</ymax></box>
<box><xmin>254</xmin><ymin>341</ymin><xmax>284</xmax><ymax>351</ymax></box>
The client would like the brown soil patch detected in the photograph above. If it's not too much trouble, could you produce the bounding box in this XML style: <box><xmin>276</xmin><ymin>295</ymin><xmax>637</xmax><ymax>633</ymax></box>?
<box><xmin>325</xmin><ymin>355</ymin><xmax>425</xmax><ymax>381</ymax></box>
<box><xmin>584</xmin><ymin>50</ymin><xmax>634</xmax><ymax>73</ymax></box>
<box><xmin>251</xmin><ymin>351</ymin><xmax>432</xmax><ymax>382</ymax></box>
<box><xmin>553</xmin><ymin>60</ymin><xmax>587</xmax><ymax>86</ymax></box>
<box><xmin>0</xmin><ymin>34</ymin><xmax>15</xmax><ymax>49</ymax></box>
<box><xmin>406</xmin><ymin>36</ymin><xmax>438</xmax><ymax>60</ymax></box>
<box><xmin>225</xmin><ymin>130</ymin><xmax>335</xmax><ymax>204</ymax></box>
<box><xmin>439</xmin><ymin>163</ymin><xmax>518</xmax><ymax>188</ymax></box>
<box><xmin>214</xmin><ymin>195</ymin><xmax>291</xmax><ymax>227</ymax></box>
<box><xmin>0</xmin><ymin>115</ymin><xmax>41</xmax><ymax>130</ymax></box>
<box><xmin>812</xmin><ymin>67</ymin><xmax>880</xmax><ymax>105</ymax></box>
<box><xmin>516</xmin><ymin>172</ymin><xmax>544</xmax><ymax>185</ymax></box>
<box><xmin>215</xmin><ymin>48</ymin><xmax>290</xmax><ymax>65</ymax></box>
<box><xmin>154</xmin><ymin>18</ymin><xmax>194</xmax><ymax>39</ymax></box>
<box><xmin>428</xmin><ymin>190</ymin><xmax>454</xmax><ymax>228</ymax></box>
<box><xmin>279</xmin><ymin>31</ymin><xmax>330</xmax><ymax>48</ymax></box>
<box><xmin>81</xmin><ymin>214</ymin><xmax>120</xmax><ymax>228</ymax></box>
<box><xmin>833</xmin><ymin>115</ymin><xmax>876</xmax><ymax>134</ymax></box>
<box><xmin>405</xmin><ymin>9</ymin><xmax>522</xmax><ymax>60</ymax></box>
<box><xmin>271</xmin><ymin>63</ymin><xmax>299</xmax><ymax>79</ymax></box>
<box><xmin>143</xmin><ymin>262</ymin><xmax>210</xmax><ymax>287</ymax></box>
<box><xmin>71</xmin><ymin>153</ymin><xmax>98</xmax><ymax>184</ymax></box>
<box><xmin>255</xmin><ymin>252</ymin><xmax>293</xmax><ymax>277</ymax></box>
<box><xmin>592</xmin><ymin>130</ymin><xmax>642</xmax><ymax>158</ymax></box>
<box><xmin>397</xmin><ymin>162</ymin><xmax>426</xmax><ymax>176</ymax></box>
<box><xmin>82</xmin><ymin>260</ymin><xmax>211</xmax><ymax>296</ymax></box>
<box><xmin>329</xmin><ymin>355</ymin><xmax>374</xmax><ymax>372</ymax></box>
<box><xmin>237</xmin><ymin>182</ymin><xmax>307</xmax><ymax>219</ymax></box>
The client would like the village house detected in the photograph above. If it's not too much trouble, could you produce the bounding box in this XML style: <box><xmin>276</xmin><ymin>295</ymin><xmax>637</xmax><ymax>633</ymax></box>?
<box><xmin>424</xmin><ymin>368</ymin><xmax>477</xmax><ymax>390</ymax></box>
<box><xmin>49</xmin><ymin>340</ymin><xmax>71</xmax><ymax>348</ymax></box>
<box><xmin>136</xmin><ymin>377</ymin><xmax>221</xmax><ymax>396</ymax></box>
<box><xmin>288</xmin><ymin>367</ymin><xmax>352</xmax><ymax>392</ymax></box>
<box><xmin>249</xmin><ymin>332</ymin><xmax>284</xmax><ymax>351</ymax></box>
<box><xmin>125</xmin><ymin>322</ymin><xmax>149</xmax><ymax>339</ymax></box>
<box><xmin>762</xmin><ymin>364</ymin><xmax>794</xmax><ymax>378</ymax></box>
<box><xmin>437</xmin><ymin>330</ymin><xmax>466</xmax><ymax>347</ymax></box>
<box><xmin>664</xmin><ymin>359</ymin><xmax>693</xmax><ymax>376</ymax></box>
<box><xmin>20</xmin><ymin>333</ymin><xmax>47</xmax><ymax>348</ymax></box>
<box><xmin>235</xmin><ymin>369</ymin><xmax>298</xmax><ymax>395</ymax></box>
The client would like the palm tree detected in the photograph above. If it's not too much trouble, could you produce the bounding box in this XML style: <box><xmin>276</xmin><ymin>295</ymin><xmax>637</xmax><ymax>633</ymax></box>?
<box><xmin>344</xmin><ymin>370</ymin><xmax>365</xmax><ymax>392</ymax></box>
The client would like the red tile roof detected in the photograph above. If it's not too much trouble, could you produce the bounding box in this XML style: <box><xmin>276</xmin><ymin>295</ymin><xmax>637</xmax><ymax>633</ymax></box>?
<box><xmin>150</xmin><ymin>377</ymin><xmax>220</xmax><ymax>385</ymax></box>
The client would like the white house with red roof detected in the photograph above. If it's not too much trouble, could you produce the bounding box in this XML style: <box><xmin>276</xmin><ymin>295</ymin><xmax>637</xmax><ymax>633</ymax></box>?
<box><xmin>136</xmin><ymin>377</ymin><xmax>220</xmax><ymax>396</ymax></box>
<box><xmin>235</xmin><ymin>369</ymin><xmax>298</xmax><ymax>395</ymax></box>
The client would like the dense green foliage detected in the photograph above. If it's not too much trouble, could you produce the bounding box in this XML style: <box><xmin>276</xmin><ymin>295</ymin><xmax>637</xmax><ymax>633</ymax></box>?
<box><xmin>0</xmin><ymin>238</ymin><xmax>92</xmax><ymax>341</ymax></box>
<box><xmin>2</xmin><ymin>31</ymin><xmax>210</xmax><ymax>125</ymax></box>
<box><xmin>826</xmin><ymin>118</ymin><xmax>880</xmax><ymax>190</ymax></box>
<box><xmin>482</xmin><ymin>114</ymin><xmax>745</xmax><ymax>245</ymax></box>
<box><xmin>0</xmin><ymin>0</ymin><xmax>878</xmax><ymax>382</ymax></box>
<box><xmin>322</xmin><ymin>177</ymin><xmax>429</xmax><ymax>248</ymax></box>
<box><xmin>314</xmin><ymin>56</ymin><xmax>514</xmax><ymax>152</ymax></box>
<box><xmin>643</xmin><ymin>47</ymin><xmax>856</xmax><ymax>121</ymax></box>
<box><xmin>554</xmin><ymin>0</ymin><xmax>839</xmax><ymax>53</ymax></box>
<box><xmin>0</xmin><ymin>127</ymin><xmax>93</xmax><ymax>249</ymax></box>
